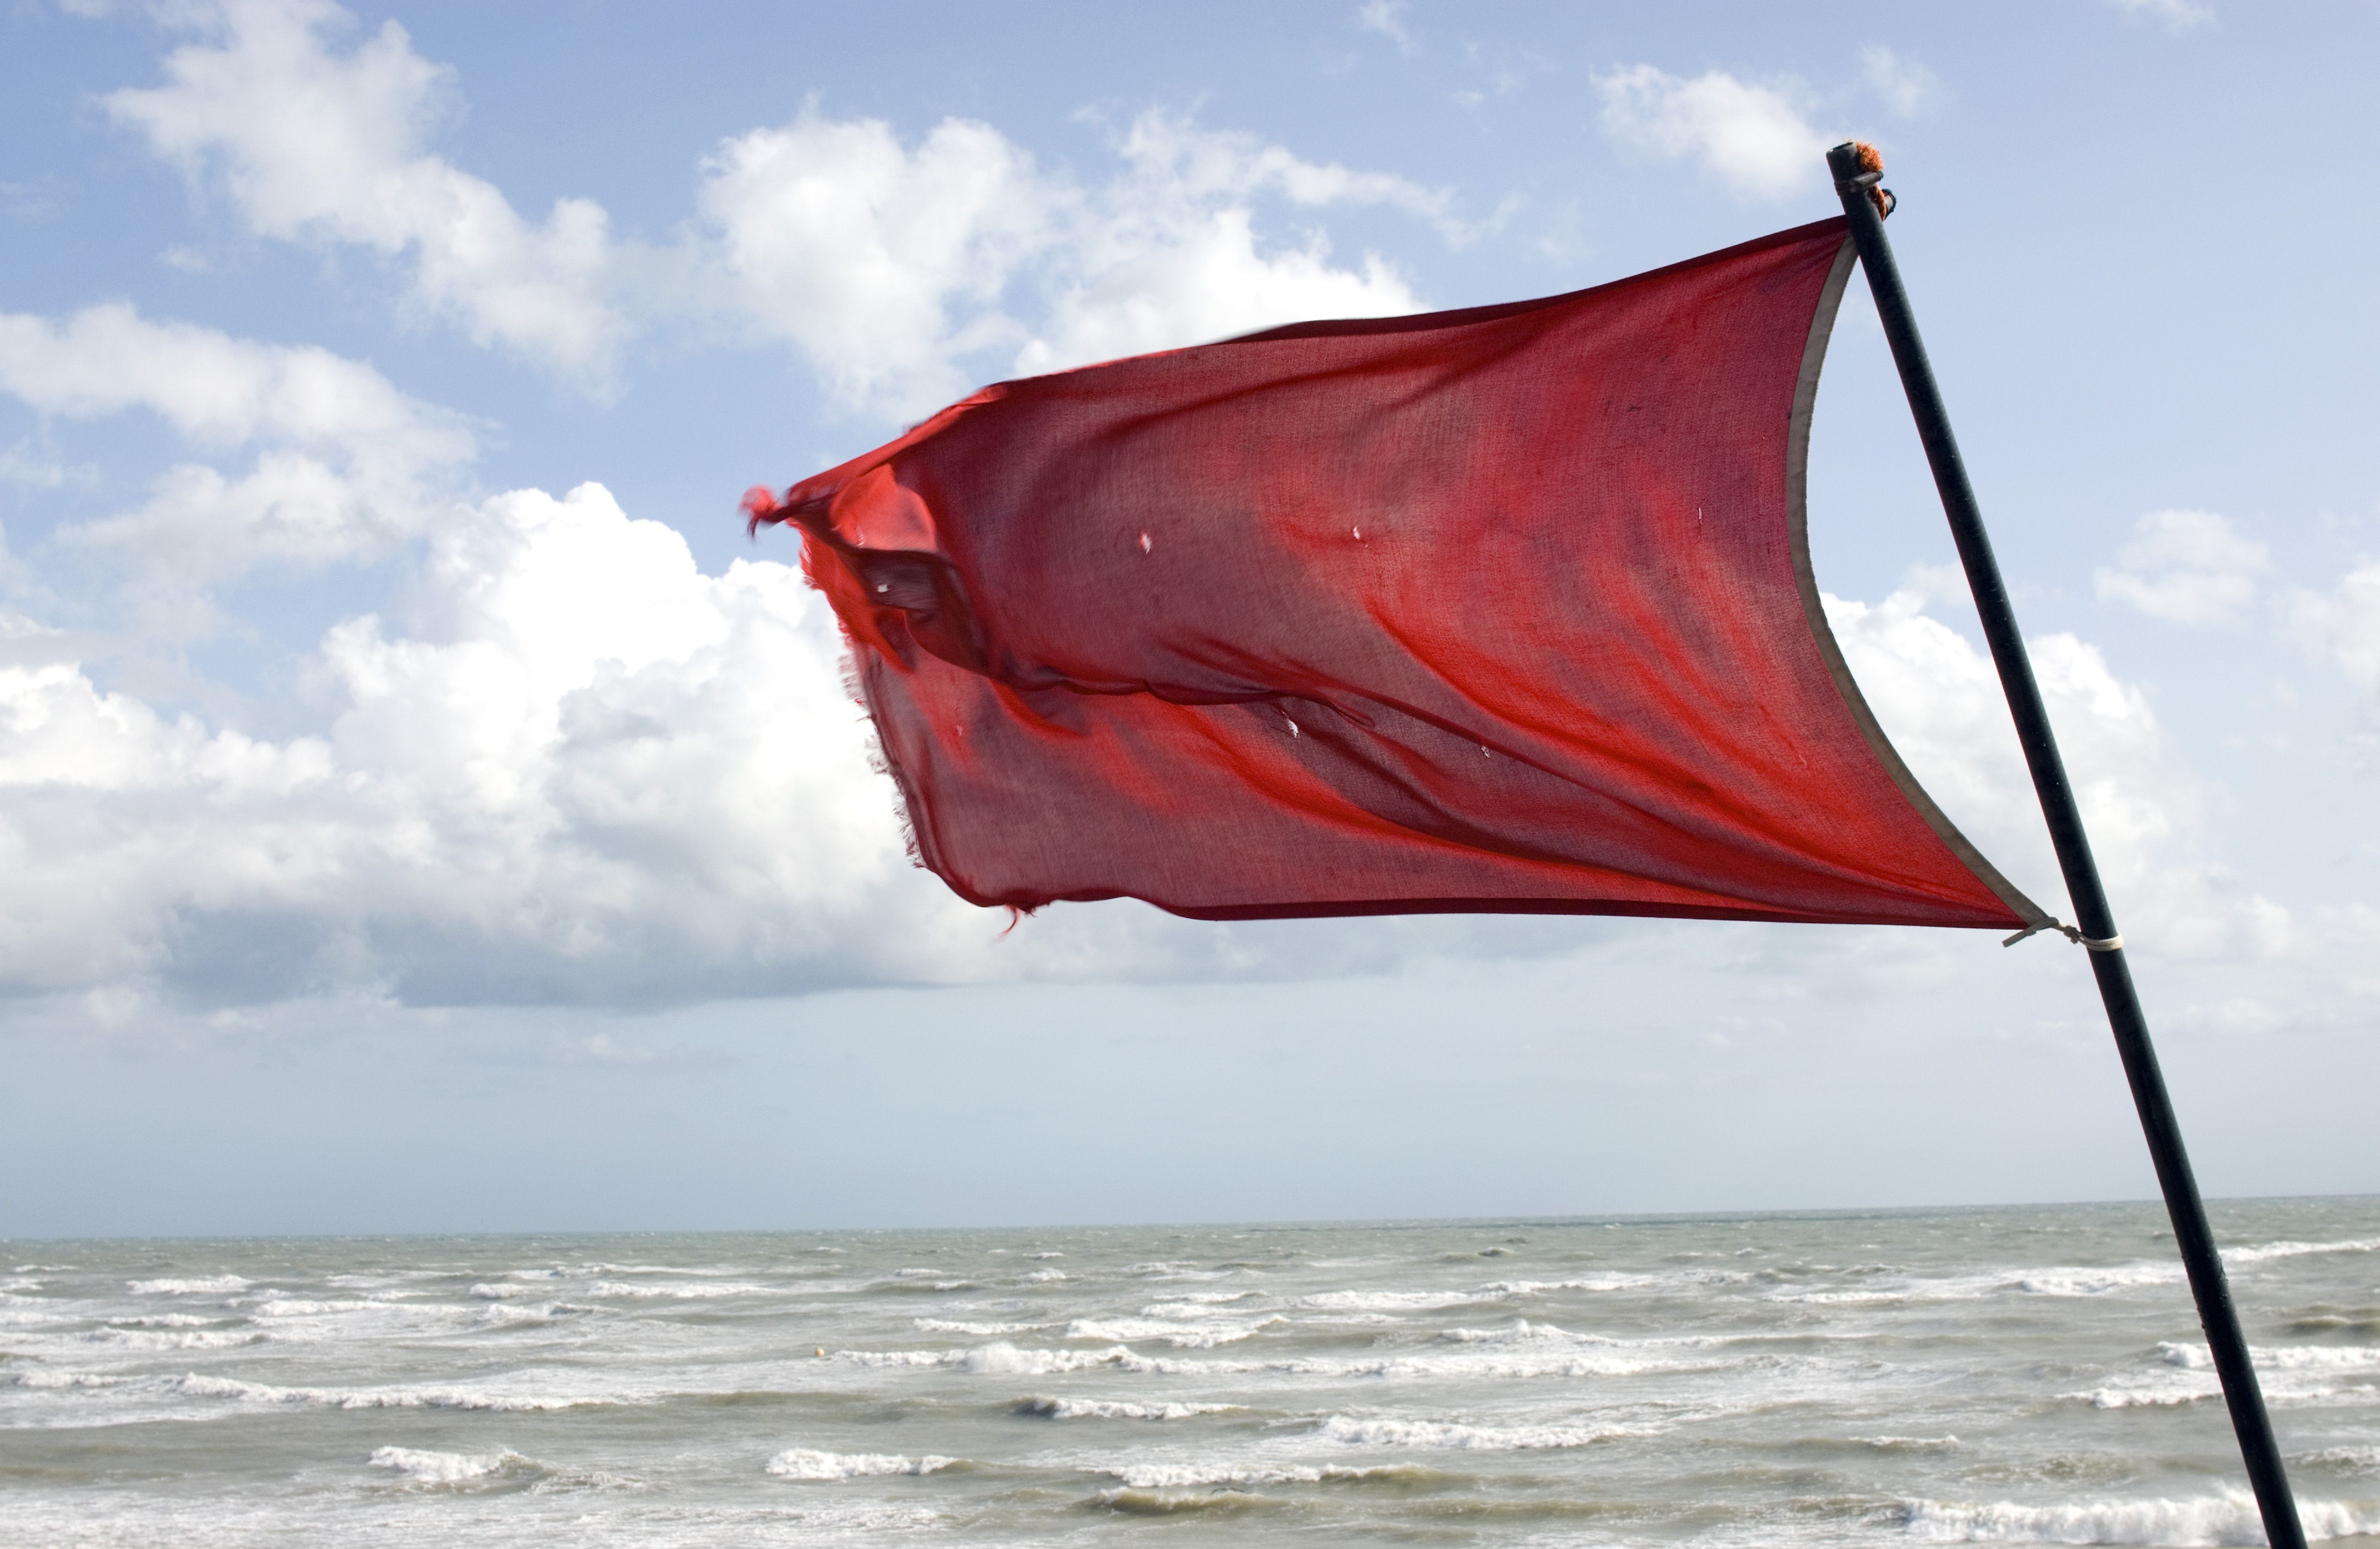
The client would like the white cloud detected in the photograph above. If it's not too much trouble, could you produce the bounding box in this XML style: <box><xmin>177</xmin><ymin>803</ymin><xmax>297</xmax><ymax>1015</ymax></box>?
<box><xmin>703</xmin><ymin>106</ymin><xmax>1444</xmax><ymax>418</ymax></box>
<box><xmin>2104</xmin><ymin>0</ymin><xmax>2217</xmax><ymax>32</ymax></box>
<box><xmin>1015</xmin><ymin>111</ymin><xmax>1438</xmax><ymax>376</ymax></box>
<box><xmin>1826</xmin><ymin>588</ymin><xmax>2283</xmax><ymax>961</ymax></box>
<box><xmin>2292</xmin><ymin>559</ymin><xmax>2380</xmax><ymax>691</ymax></box>
<box><xmin>0</xmin><ymin>483</ymin><xmax>962</xmax><ymax>1005</ymax></box>
<box><xmin>1594</xmin><ymin>65</ymin><xmax>1833</xmax><ymax>201</ymax></box>
<box><xmin>2092</xmin><ymin>508</ymin><xmax>2269</xmax><ymax>625</ymax></box>
<box><xmin>1858</xmin><ymin>45</ymin><xmax>1938</xmax><ymax>118</ymax></box>
<box><xmin>0</xmin><ymin>304</ymin><xmax>474</xmax><ymax>612</ymax></box>
<box><xmin>698</xmin><ymin>110</ymin><xmax>1057</xmax><ymax>421</ymax></box>
<box><xmin>103</xmin><ymin>0</ymin><xmax>638</xmax><ymax>385</ymax></box>
<box><xmin>1355</xmin><ymin>0</ymin><xmax>1419</xmax><ymax>56</ymax></box>
<box><xmin>0</xmin><ymin>475</ymin><xmax>1618</xmax><ymax>1011</ymax></box>
<box><xmin>99</xmin><ymin>2</ymin><xmax>1464</xmax><ymax>426</ymax></box>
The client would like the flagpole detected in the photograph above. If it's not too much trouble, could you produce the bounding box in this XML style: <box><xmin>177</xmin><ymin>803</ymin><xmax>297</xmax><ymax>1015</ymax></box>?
<box><xmin>1824</xmin><ymin>141</ymin><xmax>2305</xmax><ymax>1549</ymax></box>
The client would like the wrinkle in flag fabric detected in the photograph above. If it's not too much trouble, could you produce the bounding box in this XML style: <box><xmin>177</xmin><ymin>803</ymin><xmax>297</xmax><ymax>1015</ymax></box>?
<box><xmin>749</xmin><ymin>216</ymin><xmax>2045</xmax><ymax>931</ymax></box>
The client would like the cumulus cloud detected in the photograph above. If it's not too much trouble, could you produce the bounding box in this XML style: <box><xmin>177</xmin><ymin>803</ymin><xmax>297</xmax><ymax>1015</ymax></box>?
<box><xmin>0</xmin><ymin>482</ymin><xmax>956</xmax><ymax>1006</ymax></box>
<box><xmin>0</xmin><ymin>304</ymin><xmax>474</xmax><ymax>625</ymax></box>
<box><xmin>1594</xmin><ymin>65</ymin><xmax>1832</xmax><ymax>201</ymax></box>
<box><xmin>703</xmin><ymin>105</ymin><xmax>1445</xmax><ymax>418</ymax></box>
<box><xmin>698</xmin><ymin>110</ymin><xmax>1056</xmax><ymax>419</ymax></box>
<box><xmin>2092</xmin><ymin>508</ymin><xmax>2269</xmax><ymax>625</ymax></box>
<box><xmin>101</xmin><ymin>0</ymin><xmax>1463</xmax><ymax>424</ymax></box>
<box><xmin>103</xmin><ymin>0</ymin><xmax>642</xmax><ymax>385</ymax></box>
<box><xmin>1858</xmin><ymin>45</ymin><xmax>1938</xmax><ymax>117</ymax></box>
<box><xmin>1827</xmin><ymin>588</ymin><xmax>2284</xmax><ymax>961</ymax></box>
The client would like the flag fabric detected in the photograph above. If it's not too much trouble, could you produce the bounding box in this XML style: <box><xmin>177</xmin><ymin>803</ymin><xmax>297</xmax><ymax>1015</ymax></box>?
<box><xmin>747</xmin><ymin>216</ymin><xmax>2045</xmax><ymax>932</ymax></box>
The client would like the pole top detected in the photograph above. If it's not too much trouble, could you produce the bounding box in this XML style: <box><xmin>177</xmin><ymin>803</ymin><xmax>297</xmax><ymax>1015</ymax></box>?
<box><xmin>1827</xmin><ymin>141</ymin><xmax>1893</xmax><ymax>218</ymax></box>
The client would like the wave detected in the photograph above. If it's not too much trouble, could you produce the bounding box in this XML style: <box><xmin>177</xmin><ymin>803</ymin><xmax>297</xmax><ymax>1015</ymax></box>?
<box><xmin>1063</xmin><ymin>1315</ymin><xmax>1286</xmax><ymax>1348</ymax></box>
<box><xmin>840</xmin><ymin>1338</ymin><xmax>1697</xmax><ymax>1383</ymax></box>
<box><xmin>368</xmin><ymin>1446</ymin><xmax>539</xmax><ymax>1485</ymax></box>
<box><xmin>2078</xmin><ymin>1339</ymin><xmax>2380</xmax><ymax>1409</ymax></box>
<box><xmin>1014</xmin><ymin>1396</ymin><xmax>1240</xmax><ymax>1420</ymax></box>
<box><xmin>2304</xmin><ymin>1446</ymin><xmax>2380</xmax><ymax>1473</ymax></box>
<box><xmin>171</xmin><ymin>1373</ymin><xmax>617</xmax><ymax>1411</ymax></box>
<box><xmin>1899</xmin><ymin>1487</ymin><xmax>2380</xmax><ymax>1544</ymax></box>
<box><xmin>1316</xmin><ymin>1414</ymin><xmax>1639</xmax><ymax>1450</ymax></box>
<box><xmin>961</xmin><ymin>1342</ymin><xmax>1131</xmax><ymax>1375</ymax></box>
<box><xmin>2008</xmin><ymin>1265</ymin><xmax>2184</xmax><ymax>1297</ymax></box>
<box><xmin>1482</xmin><ymin>1276</ymin><xmax>1663</xmax><ymax>1295</ymax></box>
<box><xmin>914</xmin><ymin>1318</ymin><xmax>1042</xmax><ymax>1336</ymax></box>
<box><xmin>764</xmin><ymin>1448</ymin><xmax>955</xmax><ymax>1480</ymax></box>
<box><xmin>2227</xmin><ymin>1237</ymin><xmax>2380</xmax><ymax>1266</ymax></box>
<box><xmin>125</xmin><ymin>1276</ymin><xmax>249</xmax><ymax>1295</ymax></box>
<box><xmin>81</xmin><ymin>1326</ymin><xmax>262</xmax><ymax>1351</ymax></box>
<box><xmin>586</xmin><ymin>1280</ymin><xmax>768</xmax><ymax>1300</ymax></box>
<box><xmin>15</xmin><ymin>1369</ymin><xmax>128</xmax><ymax>1390</ymax></box>
<box><xmin>1107</xmin><ymin>1461</ymin><xmax>1436</xmax><ymax>1489</ymax></box>
<box><xmin>1095</xmin><ymin>1487</ymin><xmax>1282</xmax><ymax>1516</ymax></box>
<box><xmin>1300</xmin><ymin>1289</ymin><xmax>1499</xmax><ymax>1312</ymax></box>
<box><xmin>2158</xmin><ymin>1340</ymin><xmax>2380</xmax><ymax>1373</ymax></box>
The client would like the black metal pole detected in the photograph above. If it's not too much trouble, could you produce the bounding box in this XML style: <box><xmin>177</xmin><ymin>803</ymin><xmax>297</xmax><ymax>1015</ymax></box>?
<box><xmin>1825</xmin><ymin>141</ymin><xmax>2304</xmax><ymax>1549</ymax></box>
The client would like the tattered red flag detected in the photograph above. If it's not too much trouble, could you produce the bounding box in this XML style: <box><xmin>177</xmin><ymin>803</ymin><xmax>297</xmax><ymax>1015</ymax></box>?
<box><xmin>747</xmin><ymin>216</ymin><xmax>2044</xmax><ymax>931</ymax></box>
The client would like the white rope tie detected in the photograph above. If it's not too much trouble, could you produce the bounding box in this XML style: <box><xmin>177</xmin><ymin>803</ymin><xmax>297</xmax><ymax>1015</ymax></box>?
<box><xmin>2002</xmin><ymin>919</ymin><xmax>2125</xmax><ymax>952</ymax></box>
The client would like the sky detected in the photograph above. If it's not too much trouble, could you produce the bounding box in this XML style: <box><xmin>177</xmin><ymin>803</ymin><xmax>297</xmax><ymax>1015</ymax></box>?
<box><xmin>2</xmin><ymin>0</ymin><xmax>2376</xmax><ymax>1239</ymax></box>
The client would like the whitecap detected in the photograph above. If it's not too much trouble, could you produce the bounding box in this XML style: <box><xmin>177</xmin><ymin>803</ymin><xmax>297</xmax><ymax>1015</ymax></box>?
<box><xmin>1299</xmin><ymin>1289</ymin><xmax>1499</xmax><ymax>1312</ymax></box>
<box><xmin>1316</xmin><ymin>1414</ymin><xmax>1640</xmax><ymax>1449</ymax></box>
<box><xmin>1015</xmin><ymin>1396</ymin><xmax>1240</xmax><ymax>1420</ymax></box>
<box><xmin>585</xmin><ymin>1280</ymin><xmax>767</xmax><ymax>1300</ymax></box>
<box><xmin>125</xmin><ymin>1276</ymin><xmax>249</xmax><ymax>1295</ymax></box>
<box><xmin>368</xmin><ymin>1446</ymin><xmax>536</xmax><ymax>1485</ymax></box>
<box><xmin>765</xmin><ymin>1448</ymin><xmax>954</xmax><ymax>1480</ymax></box>
<box><xmin>2226</xmin><ymin>1236</ymin><xmax>2380</xmax><ymax>1266</ymax></box>
<box><xmin>1899</xmin><ymin>1486</ymin><xmax>2380</xmax><ymax>1544</ymax></box>
<box><xmin>1064</xmin><ymin>1315</ymin><xmax>1285</xmax><ymax>1348</ymax></box>
<box><xmin>171</xmin><ymin>1373</ymin><xmax>617</xmax><ymax>1411</ymax></box>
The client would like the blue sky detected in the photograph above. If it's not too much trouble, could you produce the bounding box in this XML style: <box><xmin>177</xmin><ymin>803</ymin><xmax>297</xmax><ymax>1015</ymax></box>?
<box><xmin>3</xmin><ymin>0</ymin><xmax>2376</xmax><ymax>1236</ymax></box>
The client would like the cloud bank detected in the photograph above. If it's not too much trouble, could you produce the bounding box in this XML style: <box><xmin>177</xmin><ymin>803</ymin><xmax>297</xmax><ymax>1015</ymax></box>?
<box><xmin>4</xmin><ymin>0</ymin><xmax>2356</xmax><ymax>1027</ymax></box>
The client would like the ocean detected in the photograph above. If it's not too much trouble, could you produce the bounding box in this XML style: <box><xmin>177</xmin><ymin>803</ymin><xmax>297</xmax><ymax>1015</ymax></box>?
<box><xmin>5</xmin><ymin>1198</ymin><xmax>2379</xmax><ymax>1546</ymax></box>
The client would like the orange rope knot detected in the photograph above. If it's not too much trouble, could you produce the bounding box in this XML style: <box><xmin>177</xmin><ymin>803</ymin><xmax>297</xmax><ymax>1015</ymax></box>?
<box><xmin>1851</xmin><ymin>141</ymin><xmax>1895</xmax><ymax>220</ymax></box>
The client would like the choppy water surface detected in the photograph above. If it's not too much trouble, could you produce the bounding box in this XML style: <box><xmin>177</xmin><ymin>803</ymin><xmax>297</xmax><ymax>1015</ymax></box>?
<box><xmin>7</xmin><ymin>1199</ymin><xmax>2380</xmax><ymax>1546</ymax></box>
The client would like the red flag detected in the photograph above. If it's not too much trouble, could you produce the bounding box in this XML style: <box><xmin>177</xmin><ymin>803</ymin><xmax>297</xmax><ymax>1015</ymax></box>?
<box><xmin>750</xmin><ymin>217</ymin><xmax>2044</xmax><ymax>931</ymax></box>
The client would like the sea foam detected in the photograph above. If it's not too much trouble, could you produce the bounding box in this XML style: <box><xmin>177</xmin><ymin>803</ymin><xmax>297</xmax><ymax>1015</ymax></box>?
<box><xmin>1014</xmin><ymin>1396</ymin><xmax>1240</xmax><ymax>1420</ymax></box>
<box><xmin>368</xmin><ymin>1446</ymin><xmax>537</xmax><ymax>1485</ymax></box>
<box><xmin>1900</xmin><ymin>1488</ymin><xmax>2380</xmax><ymax>1544</ymax></box>
<box><xmin>765</xmin><ymin>1448</ymin><xmax>955</xmax><ymax>1480</ymax></box>
<box><xmin>125</xmin><ymin>1276</ymin><xmax>249</xmax><ymax>1295</ymax></box>
<box><xmin>1317</xmin><ymin>1414</ymin><xmax>1639</xmax><ymax>1449</ymax></box>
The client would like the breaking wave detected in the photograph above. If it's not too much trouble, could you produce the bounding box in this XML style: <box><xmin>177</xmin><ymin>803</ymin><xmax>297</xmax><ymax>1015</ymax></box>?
<box><xmin>1899</xmin><ymin>1488</ymin><xmax>2380</xmax><ymax>1543</ymax></box>
<box><xmin>765</xmin><ymin>1448</ymin><xmax>956</xmax><ymax>1480</ymax></box>
<box><xmin>125</xmin><ymin>1276</ymin><xmax>249</xmax><ymax>1295</ymax></box>
<box><xmin>368</xmin><ymin>1446</ymin><xmax>538</xmax><ymax>1485</ymax></box>
<box><xmin>1316</xmin><ymin>1414</ymin><xmax>1640</xmax><ymax>1450</ymax></box>
<box><xmin>171</xmin><ymin>1373</ymin><xmax>617</xmax><ymax>1411</ymax></box>
<box><xmin>1014</xmin><ymin>1396</ymin><xmax>1240</xmax><ymax>1420</ymax></box>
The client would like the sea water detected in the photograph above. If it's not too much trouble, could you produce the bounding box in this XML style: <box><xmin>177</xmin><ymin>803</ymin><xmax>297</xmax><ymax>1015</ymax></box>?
<box><xmin>5</xmin><ymin>1198</ymin><xmax>2380</xmax><ymax>1546</ymax></box>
